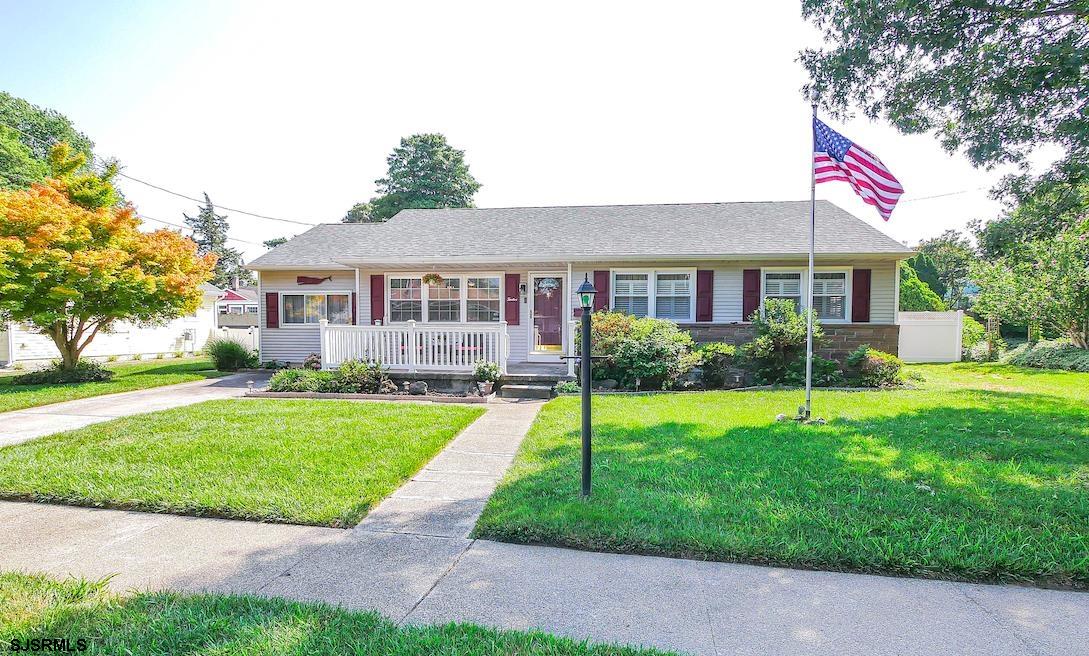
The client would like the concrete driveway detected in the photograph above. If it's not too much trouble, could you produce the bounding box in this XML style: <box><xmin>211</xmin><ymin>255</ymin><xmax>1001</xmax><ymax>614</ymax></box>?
<box><xmin>0</xmin><ymin>372</ymin><xmax>271</xmax><ymax>447</ymax></box>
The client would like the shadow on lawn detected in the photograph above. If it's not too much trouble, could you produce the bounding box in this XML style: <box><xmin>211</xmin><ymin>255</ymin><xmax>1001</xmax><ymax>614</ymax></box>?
<box><xmin>479</xmin><ymin>389</ymin><xmax>1089</xmax><ymax>586</ymax></box>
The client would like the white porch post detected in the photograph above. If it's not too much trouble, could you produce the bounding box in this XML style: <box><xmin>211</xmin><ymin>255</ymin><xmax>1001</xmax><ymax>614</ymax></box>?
<box><xmin>319</xmin><ymin>319</ymin><xmax>329</xmax><ymax>370</ymax></box>
<box><xmin>566</xmin><ymin>261</ymin><xmax>575</xmax><ymax>376</ymax></box>
<box><xmin>406</xmin><ymin>319</ymin><xmax>417</xmax><ymax>373</ymax></box>
<box><xmin>498</xmin><ymin>320</ymin><xmax>509</xmax><ymax>374</ymax></box>
<box><xmin>567</xmin><ymin>320</ymin><xmax>577</xmax><ymax>378</ymax></box>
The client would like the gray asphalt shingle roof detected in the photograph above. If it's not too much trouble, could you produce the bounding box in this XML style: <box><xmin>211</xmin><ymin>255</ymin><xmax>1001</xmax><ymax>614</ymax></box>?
<box><xmin>248</xmin><ymin>201</ymin><xmax>911</xmax><ymax>268</ymax></box>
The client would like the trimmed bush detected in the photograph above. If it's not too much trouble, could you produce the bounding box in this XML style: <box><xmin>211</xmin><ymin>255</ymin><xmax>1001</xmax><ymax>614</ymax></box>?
<box><xmin>783</xmin><ymin>355</ymin><xmax>845</xmax><ymax>387</ymax></box>
<box><xmin>586</xmin><ymin>311</ymin><xmax>697</xmax><ymax>390</ymax></box>
<box><xmin>12</xmin><ymin>360</ymin><xmax>114</xmax><ymax>385</ymax></box>
<box><xmin>267</xmin><ymin>360</ymin><xmax>397</xmax><ymax>394</ymax></box>
<box><xmin>335</xmin><ymin>359</ymin><xmax>397</xmax><ymax>394</ymax></box>
<box><xmin>303</xmin><ymin>353</ymin><xmax>322</xmax><ymax>371</ymax></box>
<box><xmin>846</xmin><ymin>344</ymin><xmax>904</xmax><ymax>388</ymax></box>
<box><xmin>697</xmin><ymin>342</ymin><xmax>737</xmax><ymax>388</ymax></box>
<box><xmin>962</xmin><ymin>315</ymin><xmax>985</xmax><ymax>350</ymax></box>
<box><xmin>1004</xmin><ymin>339</ymin><xmax>1089</xmax><ymax>372</ymax></box>
<box><xmin>743</xmin><ymin>298</ymin><xmax>824</xmax><ymax>385</ymax></box>
<box><xmin>204</xmin><ymin>337</ymin><xmax>258</xmax><ymax>371</ymax></box>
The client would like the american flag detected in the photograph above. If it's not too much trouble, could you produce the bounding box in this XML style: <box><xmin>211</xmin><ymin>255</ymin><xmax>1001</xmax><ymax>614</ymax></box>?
<box><xmin>813</xmin><ymin>117</ymin><xmax>903</xmax><ymax>221</ymax></box>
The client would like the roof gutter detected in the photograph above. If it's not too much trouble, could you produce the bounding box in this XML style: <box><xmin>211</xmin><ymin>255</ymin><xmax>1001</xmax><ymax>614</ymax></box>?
<box><xmin>331</xmin><ymin>251</ymin><xmax>915</xmax><ymax>266</ymax></box>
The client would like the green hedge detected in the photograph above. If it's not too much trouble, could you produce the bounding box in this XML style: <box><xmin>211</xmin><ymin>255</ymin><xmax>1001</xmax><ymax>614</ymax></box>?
<box><xmin>1004</xmin><ymin>340</ymin><xmax>1089</xmax><ymax>372</ymax></box>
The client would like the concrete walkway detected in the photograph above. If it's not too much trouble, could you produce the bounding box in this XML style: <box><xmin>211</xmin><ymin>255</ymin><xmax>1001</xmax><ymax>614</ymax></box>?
<box><xmin>2</xmin><ymin>399</ymin><xmax>1087</xmax><ymax>655</ymax></box>
<box><xmin>0</xmin><ymin>372</ymin><xmax>271</xmax><ymax>447</ymax></box>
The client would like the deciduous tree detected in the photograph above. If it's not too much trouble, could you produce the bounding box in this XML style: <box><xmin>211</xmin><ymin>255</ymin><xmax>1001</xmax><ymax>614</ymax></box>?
<box><xmin>0</xmin><ymin>179</ymin><xmax>216</xmax><ymax>369</ymax></box>
<box><xmin>342</xmin><ymin>133</ymin><xmax>481</xmax><ymax>223</ymax></box>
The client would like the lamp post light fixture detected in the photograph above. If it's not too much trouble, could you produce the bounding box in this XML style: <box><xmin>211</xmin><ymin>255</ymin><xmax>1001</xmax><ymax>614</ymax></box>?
<box><xmin>575</xmin><ymin>275</ymin><xmax>597</xmax><ymax>498</ymax></box>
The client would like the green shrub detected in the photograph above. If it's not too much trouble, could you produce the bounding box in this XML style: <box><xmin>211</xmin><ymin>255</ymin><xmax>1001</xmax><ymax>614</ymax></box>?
<box><xmin>13</xmin><ymin>360</ymin><xmax>114</xmax><ymax>385</ymax></box>
<box><xmin>267</xmin><ymin>360</ymin><xmax>397</xmax><ymax>394</ymax></box>
<box><xmin>131</xmin><ymin>353</ymin><xmax>142</xmax><ymax>361</ymax></box>
<box><xmin>585</xmin><ymin>311</ymin><xmax>696</xmax><ymax>390</ymax></box>
<box><xmin>743</xmin><ymin>298</ymin><xmax>824</xmax><ymax>385</ymax></box>
<box><xmin>262</xmin><ymin>359</ymin><xmax>288</xmax><ymax>370</ymax></box>
<box><xmin>204</xmin><ymin>337</ymin><xmax>258</xmax><ymax>371</ymax></box>
<box><xmin>555</xmin><ymin>380</ymin><xmax>581</xmax><ymax>394</ymax></box>
<box><xmin>472</xmin><ymin>360</ymin><xmax>501</xmax><ymax>383</ymax></box>
<box><xmin>962</xmin><ymin>315</ymin><xmax>985</xmax><ymax>349</ymax></box>
<box><xmin>336</xmin><ymin>359</ymin><xmax>397</xmax><ymax>394</ymax></box>
<box><xmin>899</xmin><ymin>261</ymin><xmax>947</xmax><ymax>311</ymax></box>
<box><xmin>106</xmin><ymin>354</ymin><xmax>119</xmax><ymax>363</ymax></box>
<box><xmin>846</xmin><ymin>345</ymin><xmax>904</xmax><ymax>387</ymax></box>
<box><xmin>697</xmin><ymin>342</ymin><xmax>737</xmax><ymax>388</ymax></box>
<box><xmin>267</xmin><ymin>369</ymin><xmax>338</xmax><ymax>392</ymax></box>
<box><xmin>965</xmin><ymin>328</ymin><xmax>1007</xmax><ymax>362</ymax></box>
<box><xmin>782</xmin><ymin>355</ymin><xmax>845</xmax><ymax>387</ymax></box>
<box><xmin>1004</xmin><ymin>339</ymin><xmax>1089</xmax><ymax>372</ymax></box>
<box><xmin>172</xmin><ymin>351</ymin><xmax>185</xmax><ymax>359</ymax></box>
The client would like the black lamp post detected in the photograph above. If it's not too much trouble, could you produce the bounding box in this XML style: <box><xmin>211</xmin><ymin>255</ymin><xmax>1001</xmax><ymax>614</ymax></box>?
<box><xmin>575</xmin><ymin>275</ymin><xmax>597</xmax><ymax>498</ymax></box>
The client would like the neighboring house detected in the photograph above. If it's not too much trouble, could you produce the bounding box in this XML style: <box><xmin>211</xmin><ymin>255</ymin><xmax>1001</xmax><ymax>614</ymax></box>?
<box><xmin>246</xmin><ymin>201</ymin><xmax>914</xmax><ymax>375</ymax></box>
<box><xmin>0</xmin><ymin>284</ymin><xmax>220</xmax><ymax>366</ymax></box>
<box><xmin>216</xmin><ymin>287</ymin><xmax>260</xmax><ymax>328</ymax></box>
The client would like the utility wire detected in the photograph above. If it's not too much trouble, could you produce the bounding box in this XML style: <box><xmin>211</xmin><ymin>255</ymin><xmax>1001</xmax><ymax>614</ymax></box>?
<box><xmin>0</xmin><ymin>110</ymin><xmax>321</xmax><ymax>227</ymax></box>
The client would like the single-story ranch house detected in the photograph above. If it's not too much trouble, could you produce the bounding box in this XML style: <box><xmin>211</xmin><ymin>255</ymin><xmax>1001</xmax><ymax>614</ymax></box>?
<box><xmin>247</xmin><ymin>201</ymin><xmax>913</xmax><ymax>378</ymax></box>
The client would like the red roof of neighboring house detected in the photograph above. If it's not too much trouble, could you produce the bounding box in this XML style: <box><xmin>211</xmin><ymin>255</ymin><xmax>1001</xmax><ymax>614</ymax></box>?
<box><xmin>220</xmin><ymin>289</ymin><xmax>249</xmax><ymax>301</ymax></box>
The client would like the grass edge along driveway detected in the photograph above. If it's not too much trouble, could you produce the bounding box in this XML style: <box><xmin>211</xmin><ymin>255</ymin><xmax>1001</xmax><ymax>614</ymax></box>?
<box><xmin>0</xmin><ymin>358</ymin><xmax>224</xmax><ymax>414</ymax></box>
<box><xmin>0</xmin><ymin>572</ymin><xmax>672</xmax><ymax>656</ymax></box>
<box><xmin>474</xmin><ymin>363</ymin><xmax>1089</xmax><ymax>588</ymax></box>
<box><xmin>0</xmin><ymin>398</ymin><xmax>484</xmax><ymax>527</ymax></box>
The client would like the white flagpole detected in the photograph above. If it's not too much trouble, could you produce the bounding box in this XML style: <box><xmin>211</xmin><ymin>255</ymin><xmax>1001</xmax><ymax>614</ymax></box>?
<box><xmin>805</xmin><ymin>101</ymin><xmax>817</xmax><ymax>419</ymax></box>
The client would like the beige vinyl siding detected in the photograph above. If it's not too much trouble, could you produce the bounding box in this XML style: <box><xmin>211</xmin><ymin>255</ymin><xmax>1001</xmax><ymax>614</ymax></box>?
<box><xmin>869</xmin><ymin>260</ymin><xmax>896</xmax><ymax>324</ymax></box>
<box><xmin>258</xmin><ymin>269</ymin><xmax>356</xmax><ymax>364</ymax></box>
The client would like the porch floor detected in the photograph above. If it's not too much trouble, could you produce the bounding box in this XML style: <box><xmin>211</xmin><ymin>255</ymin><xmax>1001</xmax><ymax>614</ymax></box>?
<box><xmin>506</xmin><ymin>362</ymin><xmax>570</xmax><ymax>376</ymax></box>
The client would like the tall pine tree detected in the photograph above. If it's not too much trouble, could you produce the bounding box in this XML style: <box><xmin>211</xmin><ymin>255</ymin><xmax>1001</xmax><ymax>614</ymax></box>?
<box><xmin>183</xmin><ymin>193</ymin><xmax>253</xmax><ymax>288</ymax></box>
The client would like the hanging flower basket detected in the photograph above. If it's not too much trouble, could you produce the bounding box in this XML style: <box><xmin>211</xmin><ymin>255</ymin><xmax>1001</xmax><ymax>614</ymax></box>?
<box><xmin>422</xmin><ymin>273</ymin><xmax>445</xmax><ymax>285</ymax></box>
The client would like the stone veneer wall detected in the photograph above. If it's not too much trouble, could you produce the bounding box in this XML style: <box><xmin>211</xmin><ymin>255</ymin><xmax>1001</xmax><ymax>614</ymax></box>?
<box><xmin>679</xmin><ymin>323</ymin><xmax>901</xmax><ymax>360</ymax></box>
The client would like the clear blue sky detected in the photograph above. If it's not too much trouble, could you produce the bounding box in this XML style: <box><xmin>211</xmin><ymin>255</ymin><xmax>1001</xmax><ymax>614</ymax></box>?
<box><xmin>1</xmin><ymin>1</ymin><xmax>1012</xmax><ymax>260</ymax></box>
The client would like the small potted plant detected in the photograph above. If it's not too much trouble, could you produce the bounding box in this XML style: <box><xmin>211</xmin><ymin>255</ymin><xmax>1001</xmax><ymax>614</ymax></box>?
<box><xmin>472</xmin><ymin>360</ymin><xmax>501</xmax><ymax>396</ymax></box>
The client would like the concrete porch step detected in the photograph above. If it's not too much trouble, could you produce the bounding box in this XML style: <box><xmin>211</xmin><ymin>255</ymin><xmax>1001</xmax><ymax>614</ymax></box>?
<box><xmin>499</xmin><ymin>384</ymin><xmax>554</xmax><ymax>400</ymax></box>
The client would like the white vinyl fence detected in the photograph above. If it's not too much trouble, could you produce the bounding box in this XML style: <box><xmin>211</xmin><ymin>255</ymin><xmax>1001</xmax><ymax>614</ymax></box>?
<box><xmin>216</xmin><ymin>327</ymin><xmax>259</xmax><ymax>352</ymax></box>
<box><xmin>898</xmin><ymin>311</ymin><xmax>964</xmax><ymax>363</ymax></box>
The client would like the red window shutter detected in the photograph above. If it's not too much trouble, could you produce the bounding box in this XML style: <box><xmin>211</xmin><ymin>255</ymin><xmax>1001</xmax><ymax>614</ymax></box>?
<box><xmin>742</xmin><ymin>269</ymin><xmax>760</xmax><ymax>321</ymax></box>
<box><xmin>350</xmin><ymin>292</ymin><xmax>358</xmax><ymax>325</ymax></box>
<box><xmin>852</xmin><ymin>269</ymin><xmax>871</xmax><ymax>322</ymax></box>
<box><xmin>265</xmin><ymin>292</ymin><xmax>279</xmax><ymax>329</ymax></box>
<box><xmin>696</xmin><ymin>270</ymin><xmax>714</xmax><ymax>321</ymax></box>
<box><xmin>370</xmin><ymin>275</ymin><xmax>384</xmax><ymax>324</ymax></box>
<box><xmin>593</xmin><ymin>270</ymin><xmax>610</xmax><ymax>312</ymax></box>
<box><xmin>505</xmin><ymin>274</ymin><xmax>521</xmax><ymax>325</ymax></box>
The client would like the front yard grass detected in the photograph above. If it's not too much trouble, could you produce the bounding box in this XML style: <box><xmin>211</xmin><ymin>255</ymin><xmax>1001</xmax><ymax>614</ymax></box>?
<box><xmin>0</xmin><ymin>399</ymin><xmax>483</xmax><ymax>527</ymax></box>
<box><xmin>0</xmin><ymin>359</ymin><xmax>224</xmax><ymax>413</ymax></box>
<box><xmin>0</xmin><ymin>572</ymin><xmax>667</xmax><ymax>656</ymax></box>
<box><xmin>474</xmin><ymin>363</ymin><xmax>1089</xmax><ymax>587</ymax></box>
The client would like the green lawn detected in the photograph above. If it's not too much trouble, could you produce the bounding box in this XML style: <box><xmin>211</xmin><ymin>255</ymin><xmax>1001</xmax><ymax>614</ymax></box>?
<box><xmin>0</xmin><ymin>359</ymin><xmax>224</xmax><ymax>413</ymax></box>
<box><xmin>474</xmin><ymin>363</ymin><xmax>1089</xmax><ymax>587</ymax></box>
<box><xmin>0</xmin><ymin>399</ymin><xmax>483</xmax><ymax>527</ymax></box>
<box><xmin>0</xmin><ymin>572</ymin><xmax>667</xmax><ymax>656</ymax></box>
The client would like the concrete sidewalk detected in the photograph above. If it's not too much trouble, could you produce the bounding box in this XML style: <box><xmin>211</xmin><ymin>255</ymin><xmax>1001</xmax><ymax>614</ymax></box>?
<box><xmin>1</xmin><ymin>399</ymin><xmax>1087</xmax><ymax>655</ymax></box>
<box><xmin>0</xmin><ymin>372</ymin><xmax>271</xmax><ymax>447</ymax></box>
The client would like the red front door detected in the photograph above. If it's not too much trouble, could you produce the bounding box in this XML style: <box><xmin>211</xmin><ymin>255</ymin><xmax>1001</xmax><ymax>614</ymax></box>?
<box><xmin>532</xmin><ymin>276</ymin><xmax>563</xmax><ymax>353</ymax></box>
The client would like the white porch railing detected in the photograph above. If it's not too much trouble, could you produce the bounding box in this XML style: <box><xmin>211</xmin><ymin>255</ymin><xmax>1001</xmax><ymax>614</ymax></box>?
<box><xmin>319</xmin><ymin>320</ymin><xmax>509</xmax><ymax>373</ymax></box>
<box><xmin>567</xmin><ymin>319</ymin><xmax>578</xmax><ymax>377</ymax></box>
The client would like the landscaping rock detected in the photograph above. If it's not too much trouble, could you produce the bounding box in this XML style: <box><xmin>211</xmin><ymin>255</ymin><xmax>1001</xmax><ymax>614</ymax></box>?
<box><xmin>599</xmin><ymin>379</ymin><xmax>619</xmax><ymax>390</ymax></box>
<box><xmin>408</xmin><ymin>381</ymin><xmax>428</xmax><ymax>395</ymax></box>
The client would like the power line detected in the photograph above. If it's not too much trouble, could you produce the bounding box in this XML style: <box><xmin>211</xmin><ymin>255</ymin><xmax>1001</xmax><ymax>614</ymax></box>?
<box><xmin>0</xmin><ymin>109</ymin><xmax>321</xmax><ymax>227</ymax></box>
<box><xmin>137</xmin><ymin>214</ymin><xmax>265</xmax><ymax>247</ymax></box>
<box><xmin>899</xmin><ymin>187</ymin><xmax>989</xmax><ymax>203</ymax></box>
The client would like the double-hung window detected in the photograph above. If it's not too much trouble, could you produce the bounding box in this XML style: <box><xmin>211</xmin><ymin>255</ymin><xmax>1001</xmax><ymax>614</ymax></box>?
<box><xmin>613</xmin><ymin>273</ymin><xmax>650</xmax><ymax>317</ymax></box>
<box><xmin>427</xmin><ymin>278</ymin><xmax>462</xmax><ymax>322</ymax></box>
<box><xmin>812</xmin><ymin>272</ymin><xmax>847</xmax><ymax>321</ymax></box>
<box><xmin>763</xmin><ymin>272</ymin><xmax>802</xmax><ymax>310</ymax></box>
<box><xmin>466</xmin><ymin>277</ymin><xmax>501</xmax><ymax>322</ymax></box>
<box><xmin>389</xmin><ymin>277</ymin><xmax>423</xmax><ymax>322</ymax></box>
<box><xmin>282</xmin><ymin>293</ymin><xmax>351</xmax><ymax>325</ymax></box>
<box><xmin>655</xmin><ymin>273</ymin><xmax>692</xmax><ymax>321</ymax></box>
<box><xmin>611</xmin><ymin>270</ymin><xmax>694</xmax><ymax>321</ymax></box>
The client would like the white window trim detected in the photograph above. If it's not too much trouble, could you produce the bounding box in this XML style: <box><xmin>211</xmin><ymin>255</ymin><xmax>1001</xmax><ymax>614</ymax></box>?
<box><xmin>759</xmin><ymin>266</ymin><xmax>853</xmax><ymax>324</ymax></box>
<box><xmin>384</xmin><ymin>272</ymin><xmax>506</xmax><ymax>324</ymax></box>
<box><xmin>280</xmin><ymin>290</ymin><xmax>354</xmax><ymax>327</ymax></box>
<box><xmin>610</xmin><ymin>268</ymin><xmax>697</xmax><ymax>322</ymax></box>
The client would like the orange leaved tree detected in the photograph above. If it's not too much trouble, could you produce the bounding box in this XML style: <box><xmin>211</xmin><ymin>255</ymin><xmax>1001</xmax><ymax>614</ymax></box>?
<box><xmin>0</xmin><ymin>180</ymin><xmax>216</xmax><ymax>370</ymax></box>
